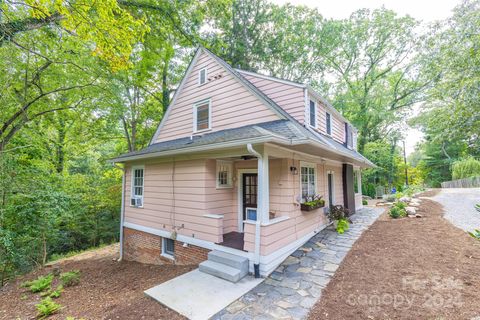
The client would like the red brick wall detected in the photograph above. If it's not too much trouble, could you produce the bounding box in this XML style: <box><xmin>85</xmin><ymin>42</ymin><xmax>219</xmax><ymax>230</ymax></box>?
<box><xmin>123</xmin><ymin>227</ymin><xmax>209</xmax><ymax>266</ymax></box>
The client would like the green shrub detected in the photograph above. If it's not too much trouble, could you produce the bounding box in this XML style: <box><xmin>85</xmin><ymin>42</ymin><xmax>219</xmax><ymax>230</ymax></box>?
<box><xmin>22</xmin><ymin>274</ymin><xmax>54</xmax><ymax>293</ymax></box>
<box><xmin>362</xmin><ymin>199</ymin><xmax>368</xmax><ymax>205</ymax></box>
<box><xmin>475</xmin><ymin>204</ymin><xmax>480</xmax><ymax>213</ymax></box>
<box><xmin>49</xmin><ymin>285</ymin><xmax>63</xmax><ymax>298</ymax></box>
<box><xmin>452</xmin><ymin>157</ymin><xmax>480</xmax><ymax>180</ymax></box>
<box><xmin>389</xmin><ymin>206</ymin><xmax>407</xmax><ymax>219</ymax></box>
<box><xmin>394</xmin><ymin>202</ymin><xmax>407</xmax><ymax>210</ymax></box>
<box><xmin>35</xmin><ymin>297</ymin><xmax>61</xmax><ymax>319</ymax></box>
<box><xmin>60</xmin><ymin>270</ymin><xmax>80</xmax><ymax>287</ymax></box>
<box><xmin>336</xmin><ymin>219</ymin><xmax>349</xmax><ymax>234</ymax></box>
<box><xmin>328</xmin><ymin>205</ymin><xmax>350</xmax><ymax>221</ymax></box>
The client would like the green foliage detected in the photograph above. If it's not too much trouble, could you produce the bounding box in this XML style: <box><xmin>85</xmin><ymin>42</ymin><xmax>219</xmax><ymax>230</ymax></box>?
<box><xmin>60</xmin><ymin>270</ymin><xmax>80</xmax><ymax>287</ymax></box>
<box><xmin>475</xmin><ymin>204</ymin><xmax>480</xmax><ymax>213</ymax></box>
<box><xmin>22</xmin><ymin>274</ymin><xmax>54</xmax><ymax>293</ymax></box>
<box><xmin>336</xmin><ymin>219</ymin><xmax>350</xmax><ymax>234</ymax></box>
<box><xmin>468</xmin><ymin>229</ymin><xmax>480</xmax><ymax>240</ymax></box>
<box><xmin>389</xmin><ymin>205</ymin><xmax>407</xmax><ymax>219</ymax></box>
<box><xmin>328</xmin><ymin>205</ymin><xmax>350</xmax><ymax>221</ymax></box>
<box><xmin>49</xmin><ymin>285</ymin><xmax>63</xmax><ymax>299</ymax></box>
<box><xmin>362</xmin><ymin>199</ymin><xmax>368</xmax><ymax>205</ymax></box>
<box><xmin>394</xmin><ymin>202</ymin><xmax>407</xmax><ymax>210</ymax></box>
<box><xmin>412</xmin><ymin>0</ymin><xmax>480</xmax><ymax>185</ymax></box>
<box><xmin>302</xmin><ymin>195</ymin><xmax>325</xmax><ymax>208</ymax></box>
<box><xmin>452</xmin><ymin>157</ymin><xmax>480</xmax><ymax>180</ymax></box>
<box><xmin>35</xmin><ymin>297</ymin><xmax>62</xmax><ymax>319</ymax></box>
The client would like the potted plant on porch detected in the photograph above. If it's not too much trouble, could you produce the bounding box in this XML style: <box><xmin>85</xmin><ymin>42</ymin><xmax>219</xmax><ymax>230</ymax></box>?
<box><xmin>327</xmin><ymin>205</ymin><xmax>351</xmax><ymax>234</ymax></box>
<box><xmin>300</xmin><ymin>195</ymin><xmax>326</xmax><ymax>212</ymax></box>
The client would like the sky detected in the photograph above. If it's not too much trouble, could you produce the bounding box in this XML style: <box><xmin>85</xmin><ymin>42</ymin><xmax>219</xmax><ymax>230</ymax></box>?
<box><xmin>270</xmin><ymin>0</ymin><xmax>460</xmax><ymax>155</ymax></box>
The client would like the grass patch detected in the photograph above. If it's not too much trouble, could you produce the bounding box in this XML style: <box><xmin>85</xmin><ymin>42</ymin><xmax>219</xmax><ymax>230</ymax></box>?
<box><xmin>48</xmin><ymin>244</ymin><xmax>109</xmax><ymax>263</ymax></box>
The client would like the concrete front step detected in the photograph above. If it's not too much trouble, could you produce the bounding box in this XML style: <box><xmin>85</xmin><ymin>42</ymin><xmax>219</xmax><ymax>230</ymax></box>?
<box><xmin>208</xmin><ymin>250</ymin><xmax>249</xmax><ymax>271</ymax></box>
<box><xmin>199</xmin><ymin>260</ymin><xmax>247</xmax><ymax>283</ymax></box>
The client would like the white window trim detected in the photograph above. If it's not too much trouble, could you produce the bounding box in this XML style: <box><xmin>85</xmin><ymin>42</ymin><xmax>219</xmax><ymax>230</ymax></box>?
<box><xmin>193</xmin><ymin>99</ymin><xmax>212</xmax><ymax>133</ymax></box>
<box><xmin>299</xmin><ymin>161</ymin><xmax>317</xmax><ymax>202</ymax></box>
<box><xmin>216</xmin><ymin>160</ymin><xmax>233</xmax><ymax>189</ymax></box>
<box><xmin>161</xmin><ymin>238</ymin><xmax>175</xmax><ymax>260</ymax></box>
<box><xmin>237</xmin><ymin>169</ymin><xmax>258</xmax><ymax>232</ymax></box>
<box><xmin>309</xmin><ymin>100</ymin><xmax>317</xmax><ymax>129</ymax></box>
<box><xmin>354</xmin><ymin>169</ymin><xmax>362</xmax><ymax>195</ymax></box>
<box><xmin>327</xmin><ymin>170</ymin><xmax>335</xmax><ymax>206</ymax></box>
<box><xmin>326</xmin><ymin>112</ymin><xmax>332</xmax><ymax>136</ymax></box>
<box><xmin>130</xmin><ymin>165</ymin><xmax>145</xmax><ymax>208</ymax></box>
<box><xmin>198</xmin><ymin>67</ymin><xmax>207</xmax><ymax>85</ymax></box>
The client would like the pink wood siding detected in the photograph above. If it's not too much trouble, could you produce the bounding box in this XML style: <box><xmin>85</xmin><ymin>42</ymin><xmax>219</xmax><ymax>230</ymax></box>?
<box><xmin>309</xmin><ymin>94</ymin><xmax>346</xmax><ymax>144</ymax></box>
<box><xmin>155</xmin><ymin>51</ymin><xmax>280</xmax><ymax>143</ymax></box>
<box><xmin>205</xmin><ymin>159</ymin><xmax>236</xmax><ymax>234</ymax></box>
<box><xmin>243</xmin><ymin>159</ymin><xmax>331</xmax><ymax>255</ymax></box>
<box><xmin>124</xmin><ymin>159</ymin><xmax>224</xmax><ymax>243</ymax></box>
<box><xmin>325</xmin><ymin>164</ymin><xmax>344</xmax><ymax>206</ymax></box>
<box><xmin>240</xmin><ymin>73</ymin><xmax>306</xmax><ymax>124</ymax></box>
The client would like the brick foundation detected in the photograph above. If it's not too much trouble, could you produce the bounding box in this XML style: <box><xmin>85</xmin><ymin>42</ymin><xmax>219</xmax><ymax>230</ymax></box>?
<box><xmin>123</xmin><ymin>227</ymin><xmax>209</xmax><ymax>266</ymax></box>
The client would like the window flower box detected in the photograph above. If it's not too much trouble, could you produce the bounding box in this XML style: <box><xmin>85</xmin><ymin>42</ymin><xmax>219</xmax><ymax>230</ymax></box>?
<box><xmin>300</xmin><ymin>195</ymin><xmax>325</xmax><ymax>212</ymax></box>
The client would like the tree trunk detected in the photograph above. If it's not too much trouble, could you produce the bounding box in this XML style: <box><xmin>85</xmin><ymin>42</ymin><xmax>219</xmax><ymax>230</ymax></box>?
<box><xmin>42</xmin><ymin>232</ymin><xmax>47</xmax><ymax>266</ymax></box>
<box><xmin>162</xmin><ymin>59</ymin><xmax>170</xmax><ymax>110</ymax></box>
<box><xmin>55</xmin><ymin>116</ymin><xmax>66</xmax><ymax>174</ymax></box>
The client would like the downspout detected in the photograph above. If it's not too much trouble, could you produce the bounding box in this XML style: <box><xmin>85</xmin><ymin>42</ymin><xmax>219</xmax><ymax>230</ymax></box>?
<box><xmin>246</xmin><ymin>143</ymin><xmax>262</xmax><ymax>278</ymax></box>
<box><xmin>113</xmin><ymin>163</ymin><xmax>126</xmax><ymax>261</ymax></box>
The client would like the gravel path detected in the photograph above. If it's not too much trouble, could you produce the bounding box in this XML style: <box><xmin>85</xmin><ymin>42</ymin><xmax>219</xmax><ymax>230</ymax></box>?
<box><xmin>430</xmin><ymin>188</ymin><xmax>480</xmax><ymax>232</ymax></box>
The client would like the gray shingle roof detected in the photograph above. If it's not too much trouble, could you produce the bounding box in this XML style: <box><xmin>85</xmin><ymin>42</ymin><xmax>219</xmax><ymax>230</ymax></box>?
<box><xmin>112</xmin><ymin>120</ymin><xmax>298</xmax><ymax>161</ymax></box>
<box><xmin>111</xmin><ymin>47</ymin><xmax>374</xmax><ymax>167</ymax></box>
<box><xmin>112</xmin><ymin>119</ymin><xmax>374</xmax><ymax>167</ymax></box>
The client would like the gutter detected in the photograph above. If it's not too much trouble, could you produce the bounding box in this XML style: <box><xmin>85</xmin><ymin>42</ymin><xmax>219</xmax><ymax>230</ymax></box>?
<box><xmin>246</xmin><ymin>143</ymin><xmax>262</xmax><ymax>278</ymax></box>
<box><xmin>112</xmin><ymin>163</ymin><xmax>126</xmax><ymax>261</ymax></box>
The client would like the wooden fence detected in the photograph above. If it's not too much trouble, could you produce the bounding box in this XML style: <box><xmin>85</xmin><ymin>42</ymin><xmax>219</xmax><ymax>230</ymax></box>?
<box><xmin>441</xmin><ymin>176</ymin><xmax>480</xmax><ymax>188</ymax></box>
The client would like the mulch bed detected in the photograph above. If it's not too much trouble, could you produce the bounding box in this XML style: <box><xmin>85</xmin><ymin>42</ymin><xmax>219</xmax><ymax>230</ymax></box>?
<box><xmin>308</xmin><ymin>191</ymin><xmax>480</xmax><ymax>319</ymax></box>
<box><xmin>0</xmin><ymin>248</ymin><xmax>193</xmax><ymax>320</ymax></box>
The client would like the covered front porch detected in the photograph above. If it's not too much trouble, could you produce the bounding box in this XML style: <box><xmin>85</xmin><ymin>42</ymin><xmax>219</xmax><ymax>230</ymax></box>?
<box><xmin>202</xmin><ymin>142</ymin><xmax>362</xmax><ymax>275</ymax></box>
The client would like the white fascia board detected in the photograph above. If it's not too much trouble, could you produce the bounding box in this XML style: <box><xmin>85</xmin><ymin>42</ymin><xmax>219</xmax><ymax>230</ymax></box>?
<box><xmin>149</xmin><ymin>48</ymin><xmax>203</xmax><ymax>145</ymax></box>
<box><xmin>235</xmin><ymin>69</ymin><xmax>306</xmax><ymax>89</ymax></box>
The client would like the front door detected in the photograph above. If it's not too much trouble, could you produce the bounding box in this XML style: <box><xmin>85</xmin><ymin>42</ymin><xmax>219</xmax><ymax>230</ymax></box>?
<box><xmin>327</xmin><ymin>172</ymin><xmax>334</xmax><ymax>207</ymax></box>
<box><xmin>242</xmin><ymin>173</ymin><xmax>258</xmax><ymax>221</ymax></box>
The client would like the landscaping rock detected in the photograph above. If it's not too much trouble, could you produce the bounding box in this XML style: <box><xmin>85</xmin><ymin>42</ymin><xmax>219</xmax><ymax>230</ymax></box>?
<box><xmin>406</xmin><ymin>207</ymin><xmax>416</xmax><ymax>215</ymax></box>
<box><xmin>399</xmin><ymin>196</ymin><xmax>411</xmax><ymax>203</ymax></box>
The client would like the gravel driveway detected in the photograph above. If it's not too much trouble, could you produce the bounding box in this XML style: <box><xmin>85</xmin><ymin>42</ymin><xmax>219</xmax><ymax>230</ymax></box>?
<box><xmin>430</xmin><ymin>188</ymin><xmax>480</xmax><ymax>232</ymax></box>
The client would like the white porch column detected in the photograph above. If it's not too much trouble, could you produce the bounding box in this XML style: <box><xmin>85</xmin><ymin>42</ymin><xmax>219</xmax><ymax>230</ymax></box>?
<box><xmin>257</xmin><ymin>151</ymin><xmax>269</xmax><ymax>224</ymax></box>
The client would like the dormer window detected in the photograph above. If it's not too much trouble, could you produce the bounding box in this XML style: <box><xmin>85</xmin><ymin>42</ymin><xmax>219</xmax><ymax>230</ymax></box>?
<box><xmin>193</xmin><ymin>99</ymin><xmax>211</xmax><ymax>132</ymax></box>
<box><xmin>199</xmin><ymin>68</ymin><xmax>207</xmax><ymax>85</ymax></box>
<box><xmin>309</xmin><ymin>100</ymin><xmax>316</xmax><ymax>128</ymax></box>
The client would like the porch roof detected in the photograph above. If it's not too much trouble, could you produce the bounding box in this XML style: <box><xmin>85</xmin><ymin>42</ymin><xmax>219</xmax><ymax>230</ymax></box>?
<box><xmin>111</xmin><ymin>120</ymin><xmax>375</xmax><ymax>168</ymax></box>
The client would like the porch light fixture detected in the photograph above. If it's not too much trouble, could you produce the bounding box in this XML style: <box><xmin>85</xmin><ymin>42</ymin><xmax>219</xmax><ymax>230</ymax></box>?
<box><xmin>290</xmin><ymin>166</ymin><xmax>298</xmax><ymax>175</ymax></box>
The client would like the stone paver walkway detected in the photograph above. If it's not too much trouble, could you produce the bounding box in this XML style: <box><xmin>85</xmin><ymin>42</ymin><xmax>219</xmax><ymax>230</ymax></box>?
<box><xmin>212</xmin><ymin>207</ymin><xmax>383</xmax><ymax>320</ymax></box>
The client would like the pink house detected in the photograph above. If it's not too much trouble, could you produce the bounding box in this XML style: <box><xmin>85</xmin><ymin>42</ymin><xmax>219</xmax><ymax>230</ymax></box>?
<box><xmin>112</xmin><ymin>47</ymin><xmax>374</xmax><ymax>281</ymax></box>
